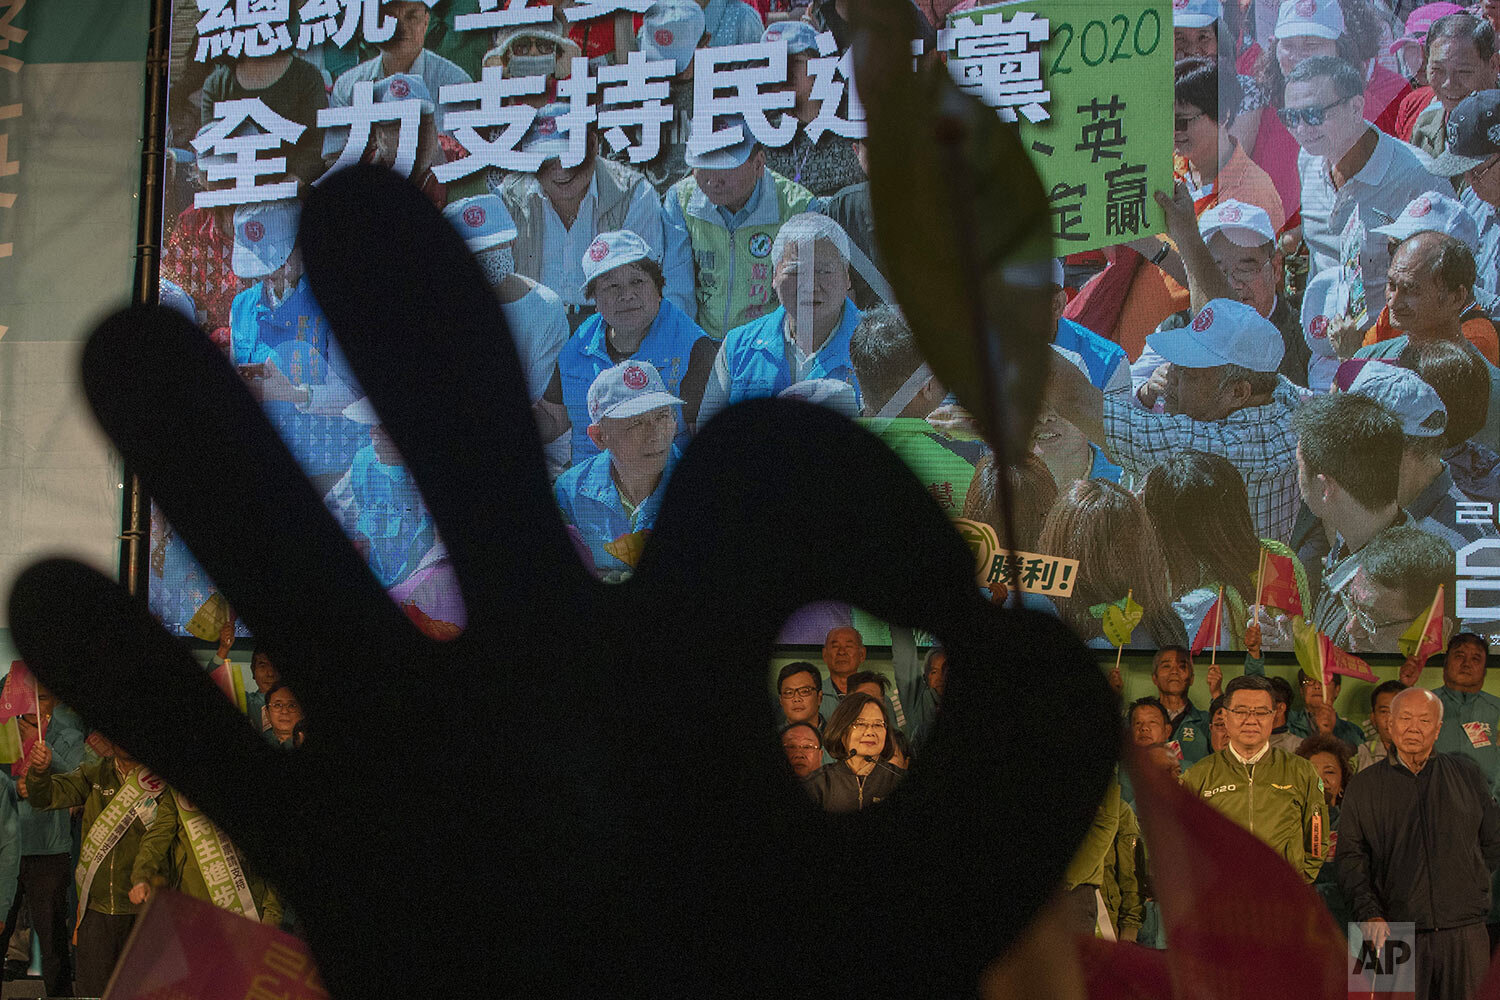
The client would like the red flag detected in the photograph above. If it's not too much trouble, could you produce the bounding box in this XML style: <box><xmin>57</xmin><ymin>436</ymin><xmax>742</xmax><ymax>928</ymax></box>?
<box><xmin>1190</xmin><ymin>592</ymin><xmax>1225</xmax><ymax>656</ymax></box>
<box><xmin>103</xmin><ymin>890</ymin><xmax>328</xmax><ymax>1000</ymax></box>
<box><xmin>0</xmin><ymin>662</ymin><xmax>36</xmax><ymax>723</ymax></box>
<box><xmin>1257</xmin><ymin>552</ymin><xmax>1303</xmax><ymax>616</ymax></box>
<box><xmin>1123</xmin><ymin>744</ymin><xmax>1349</xmax><ymax>1000</ymax></box>
<box><xmin>1398</xmin><ymin>584</ymin><xmax>1445</xmax><ymax>666</ymax></box>
<box><xmin>1318</xmin><ymin>634</ymin><xmax>1379</xmax><ymax>684</ymax></box>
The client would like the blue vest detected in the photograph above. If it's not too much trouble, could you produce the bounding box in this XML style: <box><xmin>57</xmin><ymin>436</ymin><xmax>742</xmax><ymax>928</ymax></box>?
<box><xmin>346</xmin><ymin>444</ymin><xmax>434</xmax><ymax>588</ymax></box>
<box><xmin>721</xmin><ymin>299</ymin><xmax>862</xmax><ymax>407</ymax></box>
<box><xmin>553</xmin><ymin>447</ymin><xmax>678</xmax><ymax>577</ymax></box>
<box><xmin>229</xmin><ymin>277</ymin><xmax>364</xmax><ymax>477</ymax></box>
<box><xmin>555</xmin><ymin>299</ymin><xmax>707</xmax><ymax>464</ymax></box>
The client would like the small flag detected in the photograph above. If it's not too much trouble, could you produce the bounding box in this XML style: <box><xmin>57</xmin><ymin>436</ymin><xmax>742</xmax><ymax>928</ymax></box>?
<box><xmin>103</xmin><ymin>890</ymin><xmax>329</xmax><ymax>1000</ymax></box>
<box><xmin>1397</xmin><ymin>584</ymin><xmax>1445</xmax><ymax>665</ymax></box>
<box><xmin>1318</xmin><ymin>633</ymin><xmax>1379</xmax><ymax>684</ymax></box>
<box><xmin>1090</xmin><ymin>594</ymin><xmax>1143</xmax><ymax>648</ymax></box>
<box><xmin>0</xmin><ymin>720</ymin><xmax>22</xmax><ymax>765</ymax></box>
<box><xmin>1191</xmin><ymin>590</ymin><xmax>1226</xmax><ymax>656</ymax></box>
<box><xmin>1291</xmin><ymin>617</ymin><xmax>1321</xmax><ymax>677</ymax></box>
<box><xmin>208</xmin><ymin>660</ymin><xmax>247</xmax><ymax>714</ymax></box>
<box><xmin>185</xmin><ymin>593</ymin><xmax>233</xmax><ymax>643</ymax></box>
<box><xmin>1256</xmin><ymin>551</ymin><xmax>1303</xmax><ymax>617</ymax></box>
<box><xmin>0</xmin><ymin>662</ymin><xmax>36</xmax><ymax>724</ymax></box>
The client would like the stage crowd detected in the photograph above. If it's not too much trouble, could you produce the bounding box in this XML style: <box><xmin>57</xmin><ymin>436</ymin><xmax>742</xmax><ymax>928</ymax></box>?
<box><xmin>17</xmin><ymin>0</ymin><xmax>1500</xmax><ymax>994</ymax></box>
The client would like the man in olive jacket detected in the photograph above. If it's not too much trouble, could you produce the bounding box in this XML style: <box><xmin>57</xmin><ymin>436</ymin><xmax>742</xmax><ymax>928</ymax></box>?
<box><xmin>1337</xmin><ymin>687</ymin><xmax>1500</xmax><ymax>1000</ymax></box>
<box><xmin>26</xmin><ymin>736</ymin><xmax>166</xmax><ymax>997</ymax></box>
<box><xmin>1181</xmin><ymin>675</ymin><xmax>1330</xmax><ymax>884</ymax></box>
<box><xmin>130</xmin><ymin>785</ymin><xmax>282</xmax><ymax>926</ymax></box>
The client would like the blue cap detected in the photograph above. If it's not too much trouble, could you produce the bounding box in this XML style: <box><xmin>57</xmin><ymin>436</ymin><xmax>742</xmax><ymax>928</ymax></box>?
<box><xmin>444</xmin><ymin>195</ymin><xmax>519</xmax><ymax>251</ymax></box>
<box><xmin>685</xmin><ymin>113</ymin><xmax>757</xmax><ymax>169</ymax></box>
<box><xmin>762</xmin><ymin>19</ymin><xmax>820</xmax><ymax>54</ymax></box>
<box><xmin>640</xmin><ymin>0</ymin><xmax>706</xmax><ymax>73</ymax></box>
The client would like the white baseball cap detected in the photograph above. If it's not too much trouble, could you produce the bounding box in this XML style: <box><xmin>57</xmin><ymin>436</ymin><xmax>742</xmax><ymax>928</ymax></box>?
<box><xmin>1198</xmin><ymin>199</ymin><xmax>1276</xmax><ymax>247</ymax></box>
<box><xmin>762</xmin><ymin>19</ymin><xmax>820</xmax><ymax>54</ymax></box>
<box><xmin>232</xmin><ymin>200</ymin><xmax>299</xmax><ymax>279</ymax></box>
<box><xmin>1173</xmin><ymin>0</ymin><xmax>1221</xmax><ymax>29</ymax></box>
<box><xmin>343</xmin><ymin>397</ymin><xmax>380</xmax><ymax>425</ymax></box>
<box><xmin>1299</xmin><ymin>267</ymin><xmax>1343</xmax><ymax>361</ymax></box>
<box><xmin>520</xmin><ymin>102</ymin><xmax>575</xmax><ymax>161</ymax></box>
<box><xmin>443</xmin><ymin>195</ymin><xmax>519</xmax><ymax>252</ymax></box>
<box><xmin>1146</xmin><ymin>297</ymin><xmax>1285</xmax><ymax>372</ymax></box>
<box><xmin>1337</xmin><ymin>360</ymin><xmax>1448</xmax><ymax>437</ymax></box>
<box><xmin>1370</xmin><ymin>190</ymin><xmax>1480</xmax><ymax>251</ymax></box>
<box><xmin>1274</xmin><ymin>0</ymin><xmax>1345</xmax><ymax>39</ymax></box>
<box><xmin>587</xmin><ymin>360</ymin><xmax>683</xmax><ymax>424</ymax></box>
<box><xmin>640</xmin><ymin>0</ymin><xmax>706</xmax><ymax>73</ymax></box>
<box><xmin>581</xmin><ymin>230</ymin><xmax>658</xmax><ymax>289</ymax></box>
<box><xmin>373</xmin><ymin>73</ymin><xmax>435</xmax><ymax>114</ymax></box>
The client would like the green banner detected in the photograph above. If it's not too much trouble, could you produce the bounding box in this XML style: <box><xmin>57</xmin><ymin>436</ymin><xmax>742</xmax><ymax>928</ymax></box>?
<box><xmin>949</xmin><ymin>0</ymin><xmax>1174</xmax><ymax>254</ymax></box>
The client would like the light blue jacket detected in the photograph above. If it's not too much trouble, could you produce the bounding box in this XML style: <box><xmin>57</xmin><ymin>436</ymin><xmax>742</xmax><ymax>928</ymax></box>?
<box><xmin>553</xmin><ymin>446</ymin><xmax>680</xmax><ymax>577</ymax></box>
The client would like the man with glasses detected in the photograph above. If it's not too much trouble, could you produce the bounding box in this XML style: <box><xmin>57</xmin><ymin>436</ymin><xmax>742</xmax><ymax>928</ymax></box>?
<box><xmin>776</xmin><ymin>662</ymin><xmax>826</xmax><ymax>730</ymax></box>
<box><xmin>1426</xmin><ymin>90</ymin><xmax>1500</xmax><ymax>305</ymax></box>
<box><xmin>1133</xmin><ymin>200</ymin><xmax>1309</xmax><ymax>397</ymax></box>
<box><xmin>1339</xmin><ymin>526</ymin><xmax>1456</xmax><ymax>657</ymax></box>
<box><xmin>1182</xmin><ymin>675</ymin><xmax>1330</xmax><ymax>884</ymax></box>
<box><xmin>1288</xmin><ymin>56</ymin><xmax>1434</xmax><ymax>312</ymax></box>
<box><xmin>779</xmin><ymin>723</ymin><xmax>823</xmax><ymax>779</ymax></box>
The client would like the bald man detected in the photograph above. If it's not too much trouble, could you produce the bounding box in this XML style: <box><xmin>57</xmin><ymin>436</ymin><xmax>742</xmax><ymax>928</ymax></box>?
<box><xmin>1338</xmin><ymin>687</ymin><xmax>1500</xmax><ymax>1000</ymax></box>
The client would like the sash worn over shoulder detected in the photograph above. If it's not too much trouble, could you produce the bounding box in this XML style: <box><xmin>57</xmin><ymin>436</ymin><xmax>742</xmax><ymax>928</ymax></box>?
<box><xmin>179</xmin><ymin>796</ymin><xmax>259</xmax><ymax>919</ymax></box>
<box><xmin>74</xmin><ymin>766</ymin><xmax>165</xmax><ymax>933</ymax></box>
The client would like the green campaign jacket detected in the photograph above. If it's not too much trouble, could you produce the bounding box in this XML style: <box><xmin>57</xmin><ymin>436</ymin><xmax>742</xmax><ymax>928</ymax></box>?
<box><xmin>1181</xmin><ymin>746</ymin><xmax>1330</xmax><ymax>884</ymax></box>
<box><xmin>132</xmin><ymin>787</ymin><xmax>282</xmax><ymax>925</ymax></box>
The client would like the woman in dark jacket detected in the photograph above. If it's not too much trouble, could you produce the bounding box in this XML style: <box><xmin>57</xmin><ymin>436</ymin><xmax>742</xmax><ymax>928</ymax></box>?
<box><xmin>802</xmin><ymin>692</ymin><xmax>905</xmax><ymax>813</ymax></box>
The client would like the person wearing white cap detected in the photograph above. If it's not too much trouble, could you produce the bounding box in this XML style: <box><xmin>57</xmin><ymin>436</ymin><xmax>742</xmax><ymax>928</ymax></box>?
<box><xmin>321</xmin><ymin>74</ymin><xmax>450</xmax><ymax>208</ymax></box>
<box><xmin>499</xmin><ymin>104</ymin><xmax>685</xmax><ymax>326</ymax></box>
<box><xmin>696</xmin><ymin>213</ymin><xmax>861</xmax><ymax>423</ymax></box>
<box><xmin>226</xmin><ymin>199</ymin><xmax>364</xmax><ymax>479</ymax></box>
<box><xmin>1345</xmin><ymin>231</ymin><xmax>1499</xmax><ymax>365</ymax></box>
<box><xmin>1287</xmin><ymin>56</ymin><xmax>1436</xmax><ymax>315</ymax></box>
<box><xmin>1134</xmin><ymin>199</ymin><xmax>1308</xmax><ymax>399</ymax></box>
<box><xmin>1340</xmin><ymin>360</ymin><xmax>1498</xmax><ymax>553</ymax></box>
<box><xmin>324</xmin><ymin>0</ymin><xmax>470</xmax><ymax>150</ymax></box>
<box><xmin>1171</xmin><ymin>0</ymin><xmax>1272</xmax><ymax>152</ymax></box>
<box><xmin>1051</xmin><ymin>295</ymin><xmax>1303</xmax><ymax>545</ymax></box>
<box><xmin>323</xmin><ymin>398</ymin><xmax>435</xmax><ymax>589</ymax></box>
<box><xmin>552</xmin><ymin>360</ymin><xmax>683</xmax><ymax>580</ymax></box>
<box><xmin>533</xmin><ymin>229</ymin><xmax>715</xmax><ymax>467</ymax></box>
<box><xmin>442</xmin><ymin>194</ymin><xmax>569</xmax><ymax>410</ymax></box>
<box><xmin>635</xmin><ymin>0</ymin><xmax>707</xmax><ymax>198</ymax></box>
<box><xmin>662</xmin><ymin>114</ymin><xmax>820</xmax><ymax>339</ymax></box>
<box><xmin>760</xmin><ymin>21</ymin><xmax>863</xmax><ymax>197</ymax></box>
<box><xmin>1407</xmin><ymin>13</ymin><xmax>1498</xmax><ymax>160</ymax></box>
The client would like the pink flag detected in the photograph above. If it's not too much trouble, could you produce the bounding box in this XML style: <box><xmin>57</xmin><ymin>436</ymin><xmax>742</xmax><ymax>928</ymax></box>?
<box><xmin>0</xmin><ymin>661</ymin><xmax>36</xmax><ymax>723</ymax></box>
<box><xmin>1318</xmin><ymin>634</ymin><xmax>1379</xmax><ymax>684</ymax></box>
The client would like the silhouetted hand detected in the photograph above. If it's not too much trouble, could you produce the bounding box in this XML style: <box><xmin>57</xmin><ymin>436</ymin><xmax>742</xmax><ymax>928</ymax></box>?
<box><xmin>8</xmin><ymin>167</ymin><xmax>1117</xmax><ymax>999</ymax></box>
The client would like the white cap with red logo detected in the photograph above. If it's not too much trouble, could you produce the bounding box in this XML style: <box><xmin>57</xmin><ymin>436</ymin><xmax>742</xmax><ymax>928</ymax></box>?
<box><xmin>1146</xmin><ymin>297</ymin><xmax>1285</xmax><ymax>372</ymax></box>
<box><xmin>232</xmin><ymin>199</ymin><xmax>299</xmax><ymax>279</ymax></box>
<box><xmin>581</xmin><ymin>230</ymin><xmax>658</xmax><ymax>289</ymax></box>
<box><xmin>587</xmin><ymin>360</ymin><xmax>684</xmax><ymax>425</ymax></box>
<box><xmin>1370</xmin><ymin>190</ymin><xmax>1480</xmax><ymax>251</ymax></box>
<box><xmin>640</xmin><ymin>0</ymin><xmax>706</xmax><ymax>73</ymax></box>
<box><xmin>443</xmin><ymin>195</ymin><xmax>520</xmax><ymax>251</ymax></box>
<box><xmin>1198</xmin><ymin>199</ymin><xmax>1276</xmax><ymax>247</ymax></box>
<box><xmin>1274</xmin><ymin>0</ymin><xmax>1345</xmax><ymax>39</ymax></box>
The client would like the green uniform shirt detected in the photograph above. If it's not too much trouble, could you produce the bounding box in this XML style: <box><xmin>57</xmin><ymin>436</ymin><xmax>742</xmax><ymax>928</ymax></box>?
<box><xmin>1102</xmin><ymin>801</ymin><xmax>1144</xmax><ymax>933</ymax></box>
<box><xmin>1181</xmin><ymin>746</ymin><xmax>1329</xmax><ymax>883</ymax></box>
<box><xmin>1063</xmin><ymin>779</ymin><xmax>1121</xmax><ymax>890</ymax></box>
<box><xmin>132</xmin><ymin>787</ymin><xmax>282</xmax><ymax>925</ymax></box>
<box><xmin>27</xmin><ymin>758</ymin><xmax>161</xmax><ymax>915</ymax></box>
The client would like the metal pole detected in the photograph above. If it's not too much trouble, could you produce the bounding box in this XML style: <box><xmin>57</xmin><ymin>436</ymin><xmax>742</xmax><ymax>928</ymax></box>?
<box><xmin>121</xmin><ymin>0</ymin><xmax>172</xmax><ymax>598</ymax></box>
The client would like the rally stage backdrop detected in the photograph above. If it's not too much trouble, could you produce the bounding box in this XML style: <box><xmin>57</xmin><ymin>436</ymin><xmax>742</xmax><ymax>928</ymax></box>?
<box><xmin>148</xmin><ymin>0</ymin><xmax>1488</xmax><ymax>659</ymax></box>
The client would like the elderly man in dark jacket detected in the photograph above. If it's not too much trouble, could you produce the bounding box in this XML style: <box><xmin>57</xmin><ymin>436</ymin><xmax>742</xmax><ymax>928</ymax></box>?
<box><xmin>1337</xmin><ymin>687</ymin><xmax>1500</xmax><ymax>1000</ymax></box>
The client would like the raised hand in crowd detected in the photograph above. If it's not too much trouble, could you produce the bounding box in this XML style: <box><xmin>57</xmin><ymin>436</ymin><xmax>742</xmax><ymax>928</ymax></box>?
<box><xmin>1327</xmin><ymin>313</ymin><xmax>1365</xmax><ymax>361</ymax></box>
<box><xmin>925</xmin><ymin>402</ymin><xmax>983</xmax><ymax>441</ymax></box>
<box><xmin>1137</xmin><ymin>363</ymin><xmax>1170</xmax><ymax>410</ymax></box>
<box><xmin>1206</xmin><ymin>662</ymin><xmax>1222</xmax><ymax>701</ymax></box>
<box><xmin>1398</xmin><ymin>656</ymin><xmax>1424</xmax><ymax>687</ymax></box>
<box><xmin>1108</xmin><ymin>665</ymin><xmax>1123</xmax><ymax>696</ymax></box>
<box><xmin>26</xmin><ymin>740</ymin><xmax>50</xmax><ymax>774</ymax></box>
